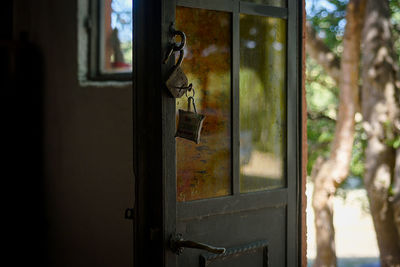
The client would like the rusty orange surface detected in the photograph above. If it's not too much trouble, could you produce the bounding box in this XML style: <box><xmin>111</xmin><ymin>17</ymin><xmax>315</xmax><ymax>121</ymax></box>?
<box><xmin>176</xmin><ymin>7</ymin><xmax>232</xmax><ymax>202</ymax></box>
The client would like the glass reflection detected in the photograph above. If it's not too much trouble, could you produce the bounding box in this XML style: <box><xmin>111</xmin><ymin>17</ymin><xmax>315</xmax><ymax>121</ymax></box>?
<box><xmin>176</xmin><ymin>7</ymin><xmax>232</xmax><ymax>202</ymax></box>
<box><xmin>239</xmin><ymin>14</ymin><xmax>287</xmax><ymax>193</ymax></box>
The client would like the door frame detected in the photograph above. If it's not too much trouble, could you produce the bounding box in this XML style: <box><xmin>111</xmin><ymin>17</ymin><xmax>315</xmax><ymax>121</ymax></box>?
<box><xmin>133</xmin><ymin>0</ymin><xmax>306</xmax><ymax>266</ymax></box>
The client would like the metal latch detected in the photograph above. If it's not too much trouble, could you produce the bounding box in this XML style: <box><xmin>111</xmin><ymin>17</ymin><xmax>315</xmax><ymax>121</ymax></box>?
<box><xmin>124</xmin><ymin>208</ymin><xmax>134</xmax><ymax>220</ymax></box>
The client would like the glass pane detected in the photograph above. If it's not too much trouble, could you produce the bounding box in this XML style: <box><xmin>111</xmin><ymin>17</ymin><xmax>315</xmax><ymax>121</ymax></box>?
<box><xmin>239</xmin><ymin>14</ymin><xmax>286</xmax><ymax>193</ymax></box>
<box><xmin>102</xmin><ymin>0</ymin><xmax>132</xmax><ymax>73</ymax></box>
<box><xmin>241</xmin><ymin>0</ymin><xmax>287</xmax><ymax>8</ymax></box>
<box><xmin>176</xmin><ymin>7</ymin><xmax>232</xmax><ymax>202</ymax></box>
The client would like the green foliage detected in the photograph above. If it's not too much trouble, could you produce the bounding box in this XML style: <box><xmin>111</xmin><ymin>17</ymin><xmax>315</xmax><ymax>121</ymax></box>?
<box><xmin>306</xmin><ymin>0</ymin><xmax>346</xmax><ymax>176</ymax></box>
<box><xmin>390</xmin><ymin>0</ymin><xmax>400</xmax><ymax>64</ymax></box>
<box><xmin>121</xmin><ymin>42</ymin><xmax>132</xmax><ymax>65</ymax></box>
<box><xmin>306</xmin><ymin>0</ymin><xmax>367</xmax><ymax>183</ymax></box>
<box><xmin>307</xmin><ymin>0</ymin><xmax>400</xmax><ymax>186</ymax></box>
<box><xmin>307</xmin><ymin>0</ymin><xmax>347</xmax><ymax>56</ymax></box>
<box><xmin>382</xmin><ymin>119</ymin><xmax>400</xmax><ymax>149</ymax></box>
<box><xmin>385</xmin><ymin>135</ymin><xmax>400</xmax><ymax>149</ymax></box>
<box><xmin>350</xmin><ymin>122</ymin><xmax>367</xmax><ymax>178</ymax></box>
<box><xmin>306</xmin><ymin>57</ymin><xmax>337</xmax><ymax>174</ymax></box>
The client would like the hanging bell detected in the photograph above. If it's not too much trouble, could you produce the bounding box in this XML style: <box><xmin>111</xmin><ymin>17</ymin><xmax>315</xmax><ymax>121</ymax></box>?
<box><xmin>175</xmin><ymin>95</ymin><xmax>205</xmax><ymax>144</ymax></box>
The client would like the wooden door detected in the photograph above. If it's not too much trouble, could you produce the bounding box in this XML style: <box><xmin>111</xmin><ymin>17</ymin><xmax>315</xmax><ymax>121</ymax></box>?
<box><xmin>133</xmin><ymin>0</ymin><xmax>302</xmax><ymax>266</ymax></box>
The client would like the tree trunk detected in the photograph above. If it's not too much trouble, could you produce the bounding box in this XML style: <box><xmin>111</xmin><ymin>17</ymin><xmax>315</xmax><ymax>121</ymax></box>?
<box><xmin>310</xmin><ymin>1</ymin><xmax>366</xmax><ymax>266</ymax></box>
<box><xmin>361</xmin><ymin>0</ymin><xmax>400</xmax><ymax>265</ymax></box>
<box><xmin>394</xmin><ymin>147</ymin><xmax>400</xmax><ymax>237</ymax></box>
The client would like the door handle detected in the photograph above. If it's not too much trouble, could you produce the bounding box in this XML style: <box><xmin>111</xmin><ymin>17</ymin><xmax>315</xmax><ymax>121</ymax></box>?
<box><xmin>170</xmin><ymin>233</ymin><xmax>226</xmax><ymax>255</ymax></box>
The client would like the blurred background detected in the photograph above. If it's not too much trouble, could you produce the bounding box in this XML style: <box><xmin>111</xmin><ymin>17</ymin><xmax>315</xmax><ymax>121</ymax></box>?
<box><xmin>305</xmin><ymin>0</ymin><xmax>400</xmax><ymax>266</ymax></box>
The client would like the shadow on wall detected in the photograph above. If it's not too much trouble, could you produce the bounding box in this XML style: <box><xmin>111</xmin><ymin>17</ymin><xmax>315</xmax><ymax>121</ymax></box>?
<box><xmin>1</xmin><ymin>31</ymin><xmax>48</xmax><ymax>265</ymax></box>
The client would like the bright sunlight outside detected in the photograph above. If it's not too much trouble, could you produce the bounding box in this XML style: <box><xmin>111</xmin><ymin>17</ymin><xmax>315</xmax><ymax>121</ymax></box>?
<box><xmin>305</xmin><ymin>0</ymin><xmax>400</xmax><ymax>266</ymax></box>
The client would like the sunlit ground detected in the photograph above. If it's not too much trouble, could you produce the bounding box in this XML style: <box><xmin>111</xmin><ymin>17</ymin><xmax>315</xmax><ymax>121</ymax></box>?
<box><xmin>306</xmin><ymin>182</ymin><xmax>380</xmax><ymax>267</ymax></box>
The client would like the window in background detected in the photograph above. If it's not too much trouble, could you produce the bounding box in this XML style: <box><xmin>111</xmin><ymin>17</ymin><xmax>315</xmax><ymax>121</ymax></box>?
<box><xmin>89</xmin><ymin>0</ymin><xmax>132</xmax><ymax>80</ymax></box>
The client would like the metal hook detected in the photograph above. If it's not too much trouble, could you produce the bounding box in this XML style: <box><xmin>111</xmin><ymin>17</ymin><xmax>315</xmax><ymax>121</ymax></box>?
<box><xmin>172</xmin><ymin>30</ymin><xmax>186</xmax><ymax>51</ymax></box>
<box><xmin>185</xmin><ymin>86</ymin><xmax>195</xmax><ymax>98</ymax></box>
<box><xmin>163</xmin><ymin>47</ymin><xmax>175</xmax><ymax>64</ymax></box>
<box><xmin>187</xmin><ymin>96</ymin><xmax>197</xmax><ymax>113</ymax></box>
<box><xmin>175</xmin><ymin>49</ymin><xmax>184</xmax><ymax>67</ymax></box>
<box><xmin>163</xmin><ymin>29</ymin><xmax>186</xmax><ymax>64</ymax></box>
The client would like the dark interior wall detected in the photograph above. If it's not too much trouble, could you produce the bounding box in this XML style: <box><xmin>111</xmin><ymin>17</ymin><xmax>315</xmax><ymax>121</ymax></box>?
<box><xmin>12</xmin><ymin>0</ymin><xmax>134</xmax><ymax>266</ymax></box>
<box><xmin>0</xmin><ymin>2</ymin><xmax>12</xmax><ymax>39</ymax></box>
